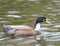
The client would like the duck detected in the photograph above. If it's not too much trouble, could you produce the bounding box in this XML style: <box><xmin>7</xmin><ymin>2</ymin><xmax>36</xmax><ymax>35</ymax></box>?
<box><xmin>2</xmin><ymin>17</ymin><xmax>50</xmax><ymax>38</ymax></box>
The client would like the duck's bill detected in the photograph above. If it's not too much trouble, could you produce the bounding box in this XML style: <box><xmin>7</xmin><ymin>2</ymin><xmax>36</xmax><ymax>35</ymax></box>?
<box><xmin>46</xmin><ymin>19</ymin><xmax>51</xmax><ymax>24</ymax></box>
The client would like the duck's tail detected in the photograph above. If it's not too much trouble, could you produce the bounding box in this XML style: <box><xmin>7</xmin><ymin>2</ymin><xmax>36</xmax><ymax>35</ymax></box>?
<box><xmin>2</xmin><ymin>23</ymin><xmax>6</xmax><ymax>32</ymax></box>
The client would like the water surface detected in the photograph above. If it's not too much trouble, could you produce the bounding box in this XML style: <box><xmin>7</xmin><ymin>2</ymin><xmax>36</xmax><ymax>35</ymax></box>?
<box><xmin>0</xmin><ymin>0</ymin><xmax>60</xmax><ymax>46</ymax></box>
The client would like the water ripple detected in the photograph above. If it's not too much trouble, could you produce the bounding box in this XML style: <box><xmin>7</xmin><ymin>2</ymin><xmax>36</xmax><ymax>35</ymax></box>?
<box><xmin>7</xmin><ymin>15</ymin><xmax>21</xmax><ymax>18</ymax></box>
<box><xmin>53</xmin><ymin>25</ymin><xmax>60</xmax><ymax>28</ymax></box>
<box><xmin>43</xmin><ymin>32</ymin><xmax>60</xmax><ymax>41</ymax></box>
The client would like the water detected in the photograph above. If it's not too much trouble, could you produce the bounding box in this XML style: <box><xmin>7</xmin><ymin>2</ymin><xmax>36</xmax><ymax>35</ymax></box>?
<box><xmin>0</xmin><ymin>32</ymin><xmax>60</xmax><ymax>46</ymax></box>
<box><xmin>0</xmin><ymin>0</ymin><xmax>60</xmax><ymax>46</ymax></box>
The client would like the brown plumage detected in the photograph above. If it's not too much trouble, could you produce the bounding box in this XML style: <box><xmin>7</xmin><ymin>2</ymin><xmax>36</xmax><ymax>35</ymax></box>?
<box><xmin>14</xmin><ymin>28</ymin><xmax>39</xmax><ymax>36</ymax></box>
<box><xmin>7</xmin><ymin>27</ymin><xmax>40</xmax><ymax>38</ymax></box>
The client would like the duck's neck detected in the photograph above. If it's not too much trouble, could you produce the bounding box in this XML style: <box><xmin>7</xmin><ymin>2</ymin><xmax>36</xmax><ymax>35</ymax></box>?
<box><xmin>34</xmin><ymin>23</ymin><xmax>41</xmax><ymax>32</ymax></box>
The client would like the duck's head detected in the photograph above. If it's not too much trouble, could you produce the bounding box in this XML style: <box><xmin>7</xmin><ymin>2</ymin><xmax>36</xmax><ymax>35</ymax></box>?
<box><xmin>36</xmin><ymin>17</ymin><xmax>46</xmax><ymax>23</ymax></box>
<box><xmin>34</xmin><ymin>17</ymin><xmax>50</xmax><ymax>28</ymax></box>
<box><xmin>35</xmin><ymin>16</ymin><xmax>50</xmax><ymax>23</ymax></box>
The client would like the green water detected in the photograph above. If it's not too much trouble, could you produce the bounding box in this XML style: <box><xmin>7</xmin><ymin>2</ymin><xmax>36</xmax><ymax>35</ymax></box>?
<box><xmin>0</xmin><ymin>0</ymin><xmax>60</xmax><ymax>46</ymax></box>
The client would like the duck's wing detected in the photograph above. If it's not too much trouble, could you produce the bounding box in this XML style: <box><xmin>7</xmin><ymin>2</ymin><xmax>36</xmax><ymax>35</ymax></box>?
<box><xmin>14</xmin><ymin>28</ymin><xmax>37</xmax><ymax>36</ymax></box>
<box><xmin>3</xmin><ymin>25</ymin><xmax>32</xmax><ymax>30</ymax></box>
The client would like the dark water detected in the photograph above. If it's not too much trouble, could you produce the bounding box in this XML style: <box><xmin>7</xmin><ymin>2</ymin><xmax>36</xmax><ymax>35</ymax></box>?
<box><xmin>0</xmin><ymin>0</ymin><xmax>60</xmax><ymax>46</ymax></box>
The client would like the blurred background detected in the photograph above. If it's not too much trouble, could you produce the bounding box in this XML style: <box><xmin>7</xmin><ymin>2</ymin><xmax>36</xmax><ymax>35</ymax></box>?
<box><xmin>0</xmin><ymin>0</ymin><xmax>60</xmax><ymax>46</ymax></box>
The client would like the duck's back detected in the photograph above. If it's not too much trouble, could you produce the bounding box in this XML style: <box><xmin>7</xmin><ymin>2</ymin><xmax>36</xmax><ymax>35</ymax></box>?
<box><xmin>4</xmin><ymin>25</ymin><xmax>32</xmax><ymax>30</ymax></box>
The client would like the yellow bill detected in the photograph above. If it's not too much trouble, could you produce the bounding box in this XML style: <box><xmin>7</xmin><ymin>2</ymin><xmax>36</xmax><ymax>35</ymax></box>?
<box><xmin>46</xmin><ymin>19</ymin><xmax>51</xmax><ymax>24</ymax></box>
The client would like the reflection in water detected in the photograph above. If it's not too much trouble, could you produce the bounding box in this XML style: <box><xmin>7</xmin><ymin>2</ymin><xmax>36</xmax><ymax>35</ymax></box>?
<box><xmin>35</xmin><ymin>38</ymin><xmax>46</xmax><ymax>46</ymax></box>
<box><xmin>0</xmin><ymin>31</ymin><xmax>60</xmax><ymax>46</ymax></box>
